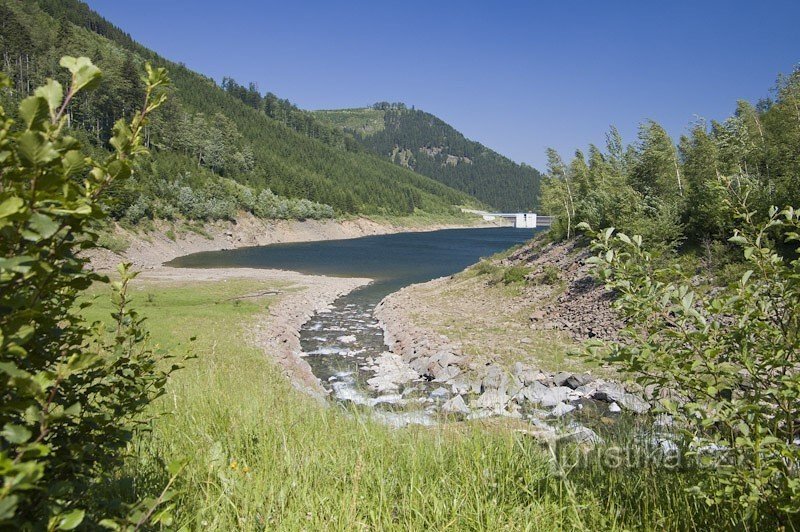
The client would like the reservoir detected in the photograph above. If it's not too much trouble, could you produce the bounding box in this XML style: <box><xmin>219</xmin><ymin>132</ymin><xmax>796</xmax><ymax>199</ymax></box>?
<box><xmin>168</xmin><ymin>227</ymin><xmax>537</xmax><ymax>424</ymax></box>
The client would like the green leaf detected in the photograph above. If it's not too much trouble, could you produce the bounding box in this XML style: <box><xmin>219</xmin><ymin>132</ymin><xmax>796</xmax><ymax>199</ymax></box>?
<box><xmin>57</xmin><ymin>509</ymin><xmax>85</xmax><ymax>530</ymax></box>
<box><xmin>62</xmin><ymin>150</ymin><xmax>85</xmax><ymax>176</ymax></box>
<box><xmin>28</xmin><ymin>213</ymin><xmax>59</xmax><ymax>239</ymax></box>
<box><xmin>18</xmin><ymin>96</ymin><xmax>50</xmax><ymax>131</ymax></box>
<box><xmin>59</xmin><ymin>56</ymin><xmax>102</xmax><ymax>93</ymax></box>
<box><xmin>0</xmin><ymin>197</ymin><xmax>24</xmax><ymax>219</ymax></box>
<box><xmin>98</xmin><ymin>519</ymin><xmax>121</xmax><ymax>530</ymax></box>
<box><xmin>2</xmin><ymin>424</ymin><xmax>32</xmax><ymax>444</ymax></box>
<box><xmin>16</xmin><ymin>131</ymin><xmax>59</xmax><ymax>167</ymax></box>
<box><xmin>34</xmin><ymin>79</ymin><xmax>63</xmax><ymax>118</ymax></box>
<box><xmin>0</xmin><ymin>495</ymin><xmax>19</xmax><ymax>521</ymax></box>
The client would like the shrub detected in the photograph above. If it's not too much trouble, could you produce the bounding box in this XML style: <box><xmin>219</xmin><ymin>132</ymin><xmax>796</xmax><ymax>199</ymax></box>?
<box><xmin>581</xmin><ymin>205</ymin><xmax>800</xmax><ymax>520</ymax></box>
<box><xmin>97</xmin><ymin>231</ymin><xmax>130</xmax><ymax>253</ymax></box>
<box><xmin>535</xmin><ymin>265</ymin><xmax>560</xmax><ymax>285</ymax></box>
<box><xmin>0</xmin><ymin>59</ymin><xmax>182</xmax><ymax>528</ymax></box>
<box><xmin>501</xmin><ymin>266</ymin><xmax>531</xmax><ymax>285</ymax></box>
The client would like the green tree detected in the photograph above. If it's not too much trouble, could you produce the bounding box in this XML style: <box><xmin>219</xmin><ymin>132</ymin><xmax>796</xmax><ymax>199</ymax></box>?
<box><xmin>581</xmin><ymin>201</ymin><xmax>800</xmax><ymax>521</ymax></box>
<box><xmin>0</xmin><ymin>58</ymin><xmax>182</xmax><ymax>529</ymax></box>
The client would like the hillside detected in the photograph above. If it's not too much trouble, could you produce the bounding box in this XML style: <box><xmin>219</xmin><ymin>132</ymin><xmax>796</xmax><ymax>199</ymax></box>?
<box><xmin>0</xmin><ymin>0</ymin><xmax>480</xmax><ymax>223</ymax></box>
<box><xmin>313</xmin><ymin>104</ymin><xmax>543</xmax><ymax>211</ymax></box>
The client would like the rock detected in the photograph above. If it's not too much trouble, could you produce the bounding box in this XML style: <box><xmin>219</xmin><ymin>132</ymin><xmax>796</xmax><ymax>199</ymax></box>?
<box><xmin>561</xmin><ymin>425</ymin><xmax>601</xmax><ymax>444</ymax></box>
<box><xmin>549</xmin><ymin>402</ymin><xmax>576</xmax><ymax>417</ymax></box>
<box><xmin>520</xmin><ymin>337</ymin><xmax>532</xmax><ymax>344</ymax></box>
<box><xmin>442</xmin><ymin>394</ymin><xmax>470</xmax><ymax>415</ymax></box>
<box><xmin>449</xmin><ymin>374</ymin><xmax>481</xmax><ymax>395</ymax></box>
<box><xmin>337</xmin><ymin>335</ymin><xmax>357</xmax><ymax>344</ymax></box>
<box><xmin>430</xmin><ymin>386</ymin><xmax>450</xmax><ymax>398</ymax></box>
<box><xmin>565</xmin><ymin>373</ymin><xmax>593</xmax><ymax>389</ymax></box>
<box><xmin>473</xmin><ymin>388</ymin><xmax>510</xmax><ymax>412</ymax></box>
<box><xmin>608</xmin><ymin>402</ymin><xmax>622</xmax><ymax>413</ymax></box>
<box><xmin>530</xmin><ymin>310</ymin><xmax>546</xmax><ymax>322</ymax></box>
<box><xmin>541</xmin><ymin>386</ymin><xmax>573</xmax><ymax>407</ymax></box>
<box><xmin>592</xmin><ymin>382</ymin><xmax>650</xmax><ymax>414</ymax></box>
<box><xmin>481</xmin><ymin>365</ymin><xmax>508</xmax><ymax>391</ymax></box>
<box><xmin>365</xmin><ymin>352</ymin><xmax>419</xmax><ymax>393</ymax></box>
<box><xmin>515</xmin><ymin>381</ymin><xmax>549</xmax><ymax>403</ymax></box>
<box><xmin>432</xmin><ymin>364</ymin><xmax>461</xmax><ymax>382</ymax></box>
<box><xmin>552</xmin><ymin>371</ymin><xmax>573</xmax><ymax>387</ymax></box>
<box><xmin>512</xmin><ymin>362</ymin><xmax>540</xmax><ymax>384</ymax></box>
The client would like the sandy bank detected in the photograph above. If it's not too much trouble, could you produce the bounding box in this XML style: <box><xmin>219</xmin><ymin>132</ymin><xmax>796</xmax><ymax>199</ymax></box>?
<box><xmin>89</xmin><ymin>214</ymin><xmax>498</xmax><ymax>271</ymax></box>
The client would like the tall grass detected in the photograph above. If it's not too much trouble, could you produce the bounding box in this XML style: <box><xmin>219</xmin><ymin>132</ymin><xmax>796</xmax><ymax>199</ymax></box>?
<box><xmin>84</xmin><ymin>279</ymin><xmax>757</xmax><ymax>530</ymax></box>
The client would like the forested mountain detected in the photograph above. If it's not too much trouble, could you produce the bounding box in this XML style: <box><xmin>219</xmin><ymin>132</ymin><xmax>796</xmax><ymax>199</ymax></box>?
<box><xmin>0</xmin><ymin>0</ymin><xmax>479</xmax><ymax>224</ymax></box>
<box><xmin>540</xmin><ymin>67</ymin><xmax>800</xmax><ymax>252</ymax></box>
<box><xmin>313</xmin><ymin>105</ymin><xmax>543</xmax><ymax>211</ymax></box>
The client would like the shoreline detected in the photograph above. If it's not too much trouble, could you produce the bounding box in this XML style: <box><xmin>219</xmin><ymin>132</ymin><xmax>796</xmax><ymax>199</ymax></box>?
<box><xmin>88</xmin><ymin>213</ymin><xmax>502</xmax><ymax>271</ymax></box>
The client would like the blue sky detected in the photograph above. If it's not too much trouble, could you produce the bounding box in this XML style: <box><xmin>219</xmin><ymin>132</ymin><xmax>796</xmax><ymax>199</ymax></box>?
<box><xmin>85</xmin><ymin>0</ymin><xmax>799</xmax><ymax>170</ymax></box>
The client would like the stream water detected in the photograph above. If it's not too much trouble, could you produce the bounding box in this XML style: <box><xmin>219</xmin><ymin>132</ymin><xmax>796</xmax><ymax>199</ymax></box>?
<box><xmin>168</xmin><ymin>227</ymin><xmax>536</xmax><ymax>424</ymax></box>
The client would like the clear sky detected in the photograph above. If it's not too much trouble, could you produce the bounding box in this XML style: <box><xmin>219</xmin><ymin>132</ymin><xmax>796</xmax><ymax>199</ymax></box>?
<box><xmin>84</xmin><ymin>0</ymin><xmax>799</xmax><ymax>170</ymax></box>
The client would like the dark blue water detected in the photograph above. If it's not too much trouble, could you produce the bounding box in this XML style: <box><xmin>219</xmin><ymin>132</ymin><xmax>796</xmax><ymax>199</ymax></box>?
<box><xmin>167</xmin><ymin>227</ymin><xmax>535</xmax><ymax>300</ymax></box>
<box><xmin>168</xmin><ymin>227</ymin><xmax>537</xmax><ymax>425</ymax></box>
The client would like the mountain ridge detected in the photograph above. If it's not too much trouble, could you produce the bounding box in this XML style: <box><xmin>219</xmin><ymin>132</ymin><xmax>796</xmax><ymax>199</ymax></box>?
<box><xmin>312</xmin><ymin>104</ymin><xmax>543</xmax><ymax>211</ymax></box>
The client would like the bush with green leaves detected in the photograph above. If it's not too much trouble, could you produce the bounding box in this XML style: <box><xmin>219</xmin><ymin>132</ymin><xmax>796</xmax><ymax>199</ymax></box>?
<box><xmin>580</xmin><ymin>205</ymin><xmax>800</xmax><ymax>520</ymax></box>
<box><xmin>0</xmin><ymin>58</ymin><xmax>182</xmax><ymax>529</ymax></box>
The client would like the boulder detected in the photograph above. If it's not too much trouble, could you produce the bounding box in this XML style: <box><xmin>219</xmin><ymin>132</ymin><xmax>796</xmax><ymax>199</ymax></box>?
<box><xmin>540</xmin><ymin>386</ymin><xmax>573</xmax><ymax>407</ymax></box>
<box><xmin>481</xmin><ymin>365</ymin><xmax>508</xmax><ymax>391</ymax></box>
<box><xmin>449</xmin><ymin>374</ymin><xmax>481</xmax><ymax>395</ymax></box>
<box><xmin>473</xmin><ymin>388</ymin><xmax>510</xmax><ymax>412</ymax></box>
<box><xmin>513</xmin><ymin>362</ymin><xmax>541</xmax><ymax>384</ymax></box>
<box><xmin>592</xmin><ymin>382</ymin><xmax>650</xmax><ymax>414</ymax></box>
<box><xmin>442</xmin><ymin>394</ymin><xmax>470</xmax><ymax>415</ymax></box>
<box><xmin>561</xmin><ymin>425</ymin><xmax>601</xmax><ymax>444</ymax></box>
<box><xmin>549</xmin><ymin>402</ymin><xmax>576</xmax><ymax>417</ymax></box>
<box><xmin>432</xmin><ymin>364</ymin><xmax>461</xmax><ymax>382</ymax></box>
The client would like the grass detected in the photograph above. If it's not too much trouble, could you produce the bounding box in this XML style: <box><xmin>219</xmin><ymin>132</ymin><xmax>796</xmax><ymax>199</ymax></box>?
<box><xmin>81</xmin><ymin>276</ymin><xmax>755</xmax><ymax>530</ymax></box>
<box><xmin>311</xmin><ymin>108</ymin><xmax>386</xmax><ymax>135</ymax></box>
<box><xmin>96</xmin><ymin>230</ymin><xmax>130</xmax><ymax>253</ymax></box>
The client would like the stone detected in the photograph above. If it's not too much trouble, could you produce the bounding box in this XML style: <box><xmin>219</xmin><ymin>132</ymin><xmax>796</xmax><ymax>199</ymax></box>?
<box><xmin>513</xmin><ymin>362</ymin><xmax>540</xmax><ymax>384</ymax></box>
<box><xmin>564</xmin><ymin>373</ymin><xmax>593</xmax><ymax>390</ymax></box>
<box><xmin>561</xmin><ymin>425</ymin><xmax>601</xmax><ymax>444</ymax></box>
<box><xmin>530</xmin><ymin>310</ymin><xmax>546</xmax><ymax>322</ymax></box>
<box><xmin>481</xmin><ymin>365</ymin><xmax>508</xmax><ymax>391</ymax></box>
<box><xmin>449</xmin><ymin>374</ymin><xmax>481</xmax><ymax>395</ymax></box>
<box><xmin>592</xmin><ymin>382</ymin><xmax>650</xmax><ymax>414</ymax></box>
<box><xmin>552</xmin><ymin>371</ymin><xmax>573</xmax><ymax>387</ymax></box>
<box><xmin>473</xmin><ymin>388</ymin><xmax>510</xmax><ymax>412</ymax></box>
<box><xmin>430</xmin><ymin>386</ymin><xmax>450</xmax><ymax>398</ymax></box>
<box><xmin>515</xmin><ymin>381</ymin><xmax>549</xmax><ymax>403</ymax></box>
<box><xmin>442</xmin><ymin>394</ymin><xmax>470</xmax><ymax>415</ymax></box>
<box><xmin>432</xmin><ymin>364</ymin><xmax>461</xmax><ymax>382</ymax></box>
<box><xmin>608</xmin><ymin>402</ymin><xmax>622</xmax><ymax>413</ymax></box>
<box><xmin>540</xmin><ymin>386</ymin><xmax>573</xmax><ymax>407</ymax></box>
<box><xmin>549</xmin><ymin>402</ymin><xmax>576</xmax><ymax>417</ymax></box>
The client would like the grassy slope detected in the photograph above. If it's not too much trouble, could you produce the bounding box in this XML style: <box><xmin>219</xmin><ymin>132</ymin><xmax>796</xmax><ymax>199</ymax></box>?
<box><xmin>312</xmin><ymin>108</ymin><xmax>386</xmax><ymax>135</ymax></box>
<box><xmin>82</xmin><ymin>276</ymin><xmax>742</xmax><ymax>530</ymax></box>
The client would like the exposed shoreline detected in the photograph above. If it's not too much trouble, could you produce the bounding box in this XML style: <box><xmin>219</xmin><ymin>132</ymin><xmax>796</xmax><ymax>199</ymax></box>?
<box><xmin>88</xmin><ymin>213</ymin><xmax>501</xmax><ymax>271</ymax></box>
